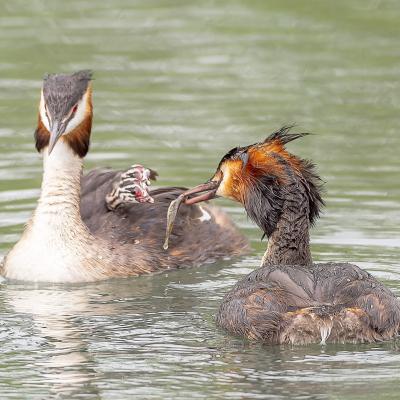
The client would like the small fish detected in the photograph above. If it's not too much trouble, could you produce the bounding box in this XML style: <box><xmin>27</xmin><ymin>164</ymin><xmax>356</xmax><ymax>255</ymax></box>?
<box><xmin>163</xmin><ymin>194</ymin><xmax>185</xmax><ymax>250</ymax></box>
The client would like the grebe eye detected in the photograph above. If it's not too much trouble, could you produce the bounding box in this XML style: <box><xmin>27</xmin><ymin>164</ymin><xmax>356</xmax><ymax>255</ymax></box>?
<box><xmin>72</xmin><ymin>104</ymin><xmax>78</xmax><ymax>114</ymax></box>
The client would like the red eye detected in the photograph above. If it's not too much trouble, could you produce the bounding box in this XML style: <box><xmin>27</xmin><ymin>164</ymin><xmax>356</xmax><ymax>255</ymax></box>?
<box><xmin>72</xmin><ymin>104</ymin><xmax>78</xmax><ymax>114</ymax></box>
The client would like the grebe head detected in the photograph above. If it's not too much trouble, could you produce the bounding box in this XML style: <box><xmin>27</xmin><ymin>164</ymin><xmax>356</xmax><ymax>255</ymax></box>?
<box><xmin>184</xmin><ymin>126</ymin><xmax>324</xmax><ymax>237</ymax></box>
<box><xmin>35</xmin><ymin>70</ymin><xmax>93</xmax><ymax>157</ymax></box>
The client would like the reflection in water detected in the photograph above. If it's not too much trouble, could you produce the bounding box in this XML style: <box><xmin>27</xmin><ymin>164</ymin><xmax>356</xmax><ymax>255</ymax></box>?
<box><xmin>1</xmin><ymin>278</ymin><xmax>140</xmax><ymax>396</ymax></box>
<box><xmin>1</xmin><ymin>262</ymin><xmax>400</xmax><ymax>399</ymax></box>
<box><xmin>4</xmin><ymin>285</ymin><xmax>98</xmax><ymax>397</ymax></box>
<box><xmin>0</xmin><ymin>0</ymin><xmax>400</xmax><ymax>398</ymax></box>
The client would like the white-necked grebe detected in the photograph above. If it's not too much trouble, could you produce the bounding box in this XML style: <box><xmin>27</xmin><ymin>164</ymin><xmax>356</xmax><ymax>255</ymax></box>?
<box><xmin>0</xmin><ymin>71</ymin><xmax>248</xmax><ymax>282</ymax></box>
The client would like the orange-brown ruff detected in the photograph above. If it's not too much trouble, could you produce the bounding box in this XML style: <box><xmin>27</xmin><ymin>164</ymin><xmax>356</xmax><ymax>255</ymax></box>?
<box><xmin>0</xmin><ymin>71</ymin><xmax>248</xmax><ymax>282</ymax></box>
<box><xmin>182</xmin><ymin>127</ymin><xmax>400</xmax><ymax>344</ymax></box>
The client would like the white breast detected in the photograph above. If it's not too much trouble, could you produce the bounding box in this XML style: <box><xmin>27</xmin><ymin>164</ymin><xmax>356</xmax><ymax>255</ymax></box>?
<box><xmin>1</xmin><ymin>142</ymin><xmax>102</xmax><ymax>282</ymax></box>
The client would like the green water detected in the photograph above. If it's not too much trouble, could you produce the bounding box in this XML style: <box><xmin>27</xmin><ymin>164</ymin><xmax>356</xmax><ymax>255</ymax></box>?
<box><xmin>0</xmin><ymin>1</ymin><xmax>399</xmax><ymax>399</ymax></box>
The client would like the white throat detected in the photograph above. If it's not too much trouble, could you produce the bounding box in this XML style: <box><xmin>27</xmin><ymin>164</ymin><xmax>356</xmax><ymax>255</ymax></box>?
<box><xmin>37</xmin><ymin>141</ymin><xmax>83</xmax><ymax>219</ymax></box>
<box><xmin>2</xmin><ymin>141</ymin><xmax>108</xmax><ymax>282</ymax></box>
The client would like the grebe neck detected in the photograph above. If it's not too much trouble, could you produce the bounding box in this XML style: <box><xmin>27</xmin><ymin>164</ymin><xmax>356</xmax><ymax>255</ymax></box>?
<box><xmin>2</xmin><ymin>140</ymin><xmax>115</xmax><ymax>282</ymax></box>
<box><xmin>261</xmin><ymin>185</ymin><xmax>312</xmax><ymax>267</ymax></box>
<box><xmin>35</xmin><ymin>140</ymin><xmax>84</xmax><ymax>223</ymax></box>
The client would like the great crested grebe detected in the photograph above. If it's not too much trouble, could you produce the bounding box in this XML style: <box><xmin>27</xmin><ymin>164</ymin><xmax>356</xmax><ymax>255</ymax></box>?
<box><xmin>0</xmin><ymin>71</ymin><xmax>247</xmax><ymax>282</ymax></box>
<box><xmin>178</xmin><ymin>127</ymin><xmax>400</xmax><ymax>344</ymax></box>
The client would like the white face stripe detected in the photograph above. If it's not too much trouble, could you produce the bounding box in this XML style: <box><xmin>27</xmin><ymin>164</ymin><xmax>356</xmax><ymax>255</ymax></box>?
<box><xmin>39</xmin><ymin>90</ymin><xmax>50</xmax><ymax>131</ymax></box>
<box><xmin>64</xmin><ymin>90</ymin><xmax>89</xmax><ymax>134</ymax></box>
<box><xmin>216</xmin><ymin>164</ymin><xmax>229</xmax><ymax>197</ymax></box>
<box><xmin>39</xmin><ymin>88</ymin><xmax>90</xmax><ymax>135</ymax></box>
<box><xmin>216</xmin><ymin>164</ymin><xmax>238</xmax><ymax>201</ymax></box>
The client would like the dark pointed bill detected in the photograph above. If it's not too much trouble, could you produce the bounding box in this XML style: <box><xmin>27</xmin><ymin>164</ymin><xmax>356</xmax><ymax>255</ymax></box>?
<box><xmin>48</xmin><ymin>120</ymin><xmax>66</xmax><ymax>155</ymax></box>
<box><xmin>163</xmin><ymin>181</ymin><xmax>219</xmax><ymax>250</ymax></box>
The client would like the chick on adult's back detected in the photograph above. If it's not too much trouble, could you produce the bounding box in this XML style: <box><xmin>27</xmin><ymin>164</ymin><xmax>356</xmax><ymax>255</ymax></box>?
<box><xmin>1</xmin><ymin>71</ymin><xmax>247</xmax><ymax>283</ymax></box>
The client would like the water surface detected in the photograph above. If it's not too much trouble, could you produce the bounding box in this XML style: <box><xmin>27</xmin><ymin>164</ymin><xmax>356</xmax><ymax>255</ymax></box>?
<box><xmin>0</xmin><ymin>1</ymin><xmax>399</xmax><ymax>399</ymax></box>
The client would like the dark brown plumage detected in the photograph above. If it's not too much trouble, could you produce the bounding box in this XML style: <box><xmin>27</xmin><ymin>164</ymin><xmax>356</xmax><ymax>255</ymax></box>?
<box><xmin>217</xmin><ymin>263</ymin><xmax>400</xmax><ymax>344</ymax></box>
<box><xmin>182</xmin><ymin>128</ymin><xmax>400</xmax><ymax>344</ymax></box>
<box><xmin>80</xmin><ymin>168</ymin><xmax>248</xmax><ymax>273</ymax></box>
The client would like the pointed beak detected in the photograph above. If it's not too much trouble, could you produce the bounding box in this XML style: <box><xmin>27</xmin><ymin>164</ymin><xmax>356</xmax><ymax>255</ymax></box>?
<box><xmin>182</xmin><ymin>180</ymin><xmax>220</xmax><ymax>205</ymax></box>
<box><xmin>48</xmin><ymin>120</ymin><xmax>65</xmax><ymax>155</ymax></box>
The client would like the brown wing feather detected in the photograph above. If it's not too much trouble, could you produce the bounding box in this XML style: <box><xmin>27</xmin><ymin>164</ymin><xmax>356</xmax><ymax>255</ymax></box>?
<box><xmin>80</xmin><ymin>168</ymin><xmax>249</xmax><ymax>270</ymax></box>
<box><xmin>217</xmin><ymin>263</ymin><xmax>400</xmax><ymax>344</ymax></box>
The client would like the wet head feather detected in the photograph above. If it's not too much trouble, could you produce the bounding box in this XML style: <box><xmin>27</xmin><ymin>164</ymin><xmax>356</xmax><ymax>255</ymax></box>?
<box><xmin>217</xmin><ymin>126</ymin><xmax>324</xmax><ymax>236</ymax></box>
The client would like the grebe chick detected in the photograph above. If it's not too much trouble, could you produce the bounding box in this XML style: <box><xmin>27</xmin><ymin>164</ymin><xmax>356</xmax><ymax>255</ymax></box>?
<box><xmin>0</xmin><ymin>71</ymin><xmax>247</xmax><ymax>283</ymax></box>
<box><xmin>181</xmin><ymin>127</ymin><xmax>400</xmax><ymax>344</ymax></box>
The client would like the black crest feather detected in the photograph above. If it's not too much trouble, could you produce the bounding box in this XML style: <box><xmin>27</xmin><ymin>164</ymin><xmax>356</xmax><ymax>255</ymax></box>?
<box><xmin>296</xmin><ymin>158</ymin><xmax>325</xmax><ymax>225</ymax></box>
<box><xmin>263</xmin><ymin>125</ymin><xmax>310</xmax><ymax>146</ymax></box>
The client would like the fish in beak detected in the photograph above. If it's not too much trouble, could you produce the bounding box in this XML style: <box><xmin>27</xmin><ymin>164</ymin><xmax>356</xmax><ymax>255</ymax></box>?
<box><xmin>163</xmin><ymin>180</ymin><xmax>220</xmax><ymax>250</ymax></box>
<box><xmin>183</xmin><ymin>180</ymin><xmax>220</xmax><ymax>205</ymax></box>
